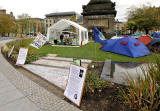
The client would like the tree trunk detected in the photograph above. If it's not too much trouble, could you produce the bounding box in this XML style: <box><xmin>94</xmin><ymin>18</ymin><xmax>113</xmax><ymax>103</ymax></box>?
<box><xmin>145</xmin><ymin>29</ymin><xmax>149</xmax><ymax>34</ymax></box>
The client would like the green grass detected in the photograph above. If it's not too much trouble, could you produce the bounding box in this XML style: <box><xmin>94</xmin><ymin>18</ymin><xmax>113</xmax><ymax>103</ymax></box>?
<box><xmin>36</xmin><ymin>42</ymin><xmax>158</xmax><ymax>62</ymax></box>
<box><xmin>5</xmin><ymin>39</ymin><xmax>159</xmax><ymax>63</ymax></box>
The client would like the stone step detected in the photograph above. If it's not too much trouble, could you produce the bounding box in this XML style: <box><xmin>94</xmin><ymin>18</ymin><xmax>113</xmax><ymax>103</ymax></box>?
<box><xmin>34</xmin><ymin>58</ymin><xmax>89</xmax><ymax>68</ymax></box>
<box><xmin>32</xmin><ymin>59</ymin><xmax>72</xmax><ymax>69</ymax></box>
<box><xmin>41</xmin><ymin>56</ymin><xmax>92</xmax><ymax>64</ymax></box>
<box><xmin>23</xmin><ymin>64</ymin><xmax>69</xmax><ymax>90</ymax></box>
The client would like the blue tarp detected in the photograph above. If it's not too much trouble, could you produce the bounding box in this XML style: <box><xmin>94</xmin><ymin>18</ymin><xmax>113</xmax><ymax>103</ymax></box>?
<box><xmin>94</xmin><ymin>27</ymin><xmax>151</xmax><ymax>57</ymax></box>
<box><xmin>151</xmin><ymin>32</ymin><xmax>160</xmax><ymax>38</ymax></box>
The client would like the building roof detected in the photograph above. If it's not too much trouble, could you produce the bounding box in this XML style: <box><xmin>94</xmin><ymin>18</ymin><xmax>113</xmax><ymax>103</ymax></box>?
<box><xmin>32</xmin><ymin>18</ymin><xmax>44</xmax><ymax>21</ymax></box>
<box><xmin>45</xmin><ymin>11</ymin><xmax>80</xmax><ymax>17</ymax></box>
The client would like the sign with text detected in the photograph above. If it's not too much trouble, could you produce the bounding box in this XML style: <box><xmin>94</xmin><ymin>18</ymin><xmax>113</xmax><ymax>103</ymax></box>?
<box><xmin>16</xmin><ymin>48</ymin><xmax>28</xmax><ymax>65</ymax></box>
<box><xmin>30</xmin><ymin>33</ymin><xmax>47</xmax><ymax>49</ymax></box>
<box><xmin>8</xmin><ymin>45</ymin><xmax>14</xmax><ymax>58</ymax></box>
<box><xmin>64</xmin><ymin>64</ymin><xmax>87</xmax><ymax>106</ymax></box>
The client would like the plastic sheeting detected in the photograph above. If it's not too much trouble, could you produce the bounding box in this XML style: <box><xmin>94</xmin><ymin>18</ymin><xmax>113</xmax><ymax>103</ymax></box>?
<box><xmin>47</xmin><ymin>19</ymin><xmax>88</xmax><ymax>45</ymax></box>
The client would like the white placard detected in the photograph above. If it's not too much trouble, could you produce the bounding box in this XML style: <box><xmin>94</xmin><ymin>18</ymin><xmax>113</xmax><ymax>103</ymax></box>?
<box><xmin>64</xmin><ymin>64</ymin><xmax>87</xmax><ymax>106</ymax></box>
<box><xmin>16</xmin><ymin>48</ymin><xmax>28</xmax><ymax>65</ymax></box>
<box><xmin>8</xmin><ymin>45</ymin><xmax>14</xmax><ymax>57</ymax></box>
<box><xmin>30</xmin><ymin>32</ymin><xmax>47</xmax><ymax>49</ymax></box>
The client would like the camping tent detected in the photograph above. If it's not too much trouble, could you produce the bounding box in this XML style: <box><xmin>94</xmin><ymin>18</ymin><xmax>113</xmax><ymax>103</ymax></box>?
<box><xmin>47</xmin><ymin>19</ymin><xmax>88</xmax><ymax>45</ymax></box>
<box><xmin>151</xmin><ymin>32</ymin><xmax>160</xmax><ymax>38</ymax></box>
<box><xmin>102</xmin><ymin>37</ymin><xmax>151</xmax><ymax>57</ymax></box>
<box><xmin>111</xmin><ymin>36</ymin><xmax>123</xmax><ymax>39</ymax></box>
<box><xmin>138</xmin><ymin>35</ymin><xmax>152</xmax><ymax>45</ymax></box>
<box><xmin>94</xmin><ymin>26</ymin><xmax>150</xmax><ymax>57</ymax></box>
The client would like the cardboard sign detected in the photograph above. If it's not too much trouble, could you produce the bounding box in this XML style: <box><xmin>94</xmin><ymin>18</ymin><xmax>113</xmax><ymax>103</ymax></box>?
<box><xmin>8</xmin><ymin>45</ymin><xmax>14</xmax><ymax>57</ymax></box>
<box><xmin>64</xmin><ymin>64</ymin><xmax>87</xmax><ymax>106</ymax></box>
<box><xmin>16</xmin><ymin>48</ymin><xmax>28</xmax><ymax>65</ymax></box>
<box><xmin>30</xmin><ymin>33</ymin><xmax>47</xmax><ymax>49</ymax></box>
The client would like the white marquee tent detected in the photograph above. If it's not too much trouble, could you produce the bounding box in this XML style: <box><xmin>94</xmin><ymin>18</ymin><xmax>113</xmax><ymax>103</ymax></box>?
<box><xmin>47</xmin><ymin>19</ymin><xmax>88</xmax><ymax>45</ymax></box>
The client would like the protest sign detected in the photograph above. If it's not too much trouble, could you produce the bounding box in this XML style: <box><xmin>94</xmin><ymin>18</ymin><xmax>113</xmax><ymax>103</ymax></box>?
<box><xmin>30</xmin><ymin>33</ymin><xmax>47</xmax><ymax>49</ymax></box>
<box><xmin>16</xmin><ymin>48</ymin><xmax>28</xmax><ymax>65</ymax></box>
<box><xmin>8</xmin><ymin>45</ymin><xmax>14</xmax><ymax>58</ymax></box>
<box><xmin>64</xmin><ymin>64</ymin><xmax>87</xmax><ymax>106</ymax></box>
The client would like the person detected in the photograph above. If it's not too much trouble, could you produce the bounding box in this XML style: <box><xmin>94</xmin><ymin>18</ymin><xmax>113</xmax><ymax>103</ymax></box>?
<box><xmin>60</xmin><ymin>33</ymin><xmax>64</xmax><ymax>45</ymax></box>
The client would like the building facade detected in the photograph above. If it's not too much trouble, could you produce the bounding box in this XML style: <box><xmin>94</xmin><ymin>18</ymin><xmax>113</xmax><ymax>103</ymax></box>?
<box><xmin>82</xmin><ymin>0</ymin><xmax>117</xmax><ymax>39</ymax></box>
<box><xmin>44</xmin><ymin>11</ymin><xmax>82</xmax><ymax>34</ymax></box>
<box><xmin>0</xmin><ymin>9</ymin><xmax>15</xmax><ymax>18</ymax></box>
<box><xmin>28</xmin><ymin>18</ymin><xmax>45</xmax><ymax>36</ymax></box>
<box><xmin>114</xmin><ymin>20</ymin><xmax>125</xmax><ymax>35</ymax></box>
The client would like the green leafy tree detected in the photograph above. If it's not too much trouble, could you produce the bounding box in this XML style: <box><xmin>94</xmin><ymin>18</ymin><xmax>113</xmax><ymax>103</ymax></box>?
<box><xmin>0</xmin><ymin>15</ymin><xmax>16</xmax><ymax>36</ymax></box>
<box><xmin>17</xmin><ymin>13</ymin><xmax>31</xmax><ymax>36</ymax></box>
<box><xmin>126</xmin><ymin>21</ymin><xmax>137</xmax><ymax>34</ymax></box>
<box><xmin>128</xmin><ymin>6</ymin><xmax>160</xmax><ymax>34</ymax></box>
<box><xmin>70</xmin><ymin>15</ymin><xmax>77</xmax><ymax>33</ymax></box>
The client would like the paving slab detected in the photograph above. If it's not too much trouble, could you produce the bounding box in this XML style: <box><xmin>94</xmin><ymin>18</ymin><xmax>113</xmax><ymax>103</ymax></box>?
<box><xmin>100</xmin><ymin>60</ymin><xmax>111</xmax><ymax>80</ymax></box>
<box><xmin>0</xmin><ymin>84</ymin><xmax>16</xmax><ymax>94</ymax></box>
<box><xmin>32</xmin><ymin>59</ymin><xmax>72</xmax><ymax>68</ymax></box>
<box><xmin>0</xmin><ymin>89</ymin><xmax>24</xmax><ymax>106</ymax></box>
<box><xmin>41</xmin><ymin>56</ymin><xmax>92</xmax><ymax>64</ymax></box>
<box><xmin>0</xmin><ymin>97</ymin><xmax>40</xmax><ymax>111</ymax></box>
<box><xmin>23</xmin><ymin>64</ymin><xmax>68</xmax><ymax>90</ymax></box>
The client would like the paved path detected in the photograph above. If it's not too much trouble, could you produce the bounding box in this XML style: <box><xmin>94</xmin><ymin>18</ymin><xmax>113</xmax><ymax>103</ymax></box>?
<box><xmin>0</xmin><ymin>38</ymin><xmax>81</xmax><ymax>111</ymax></box>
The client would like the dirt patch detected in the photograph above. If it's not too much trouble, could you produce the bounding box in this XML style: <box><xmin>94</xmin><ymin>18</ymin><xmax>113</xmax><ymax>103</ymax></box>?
<box><xmin>65</xmin><ymin>62</ymin><xmax>133</xmax><ymax>111</ymax></box>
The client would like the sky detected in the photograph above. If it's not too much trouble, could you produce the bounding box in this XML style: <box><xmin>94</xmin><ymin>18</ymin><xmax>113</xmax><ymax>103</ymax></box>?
<box><xmin>0</xmin><ymin>0</ymin><xmax>160</xmax><ymax>21</ymax></box>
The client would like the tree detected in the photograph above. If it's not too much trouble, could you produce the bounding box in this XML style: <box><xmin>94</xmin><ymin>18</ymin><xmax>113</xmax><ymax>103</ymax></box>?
<box><xmin>17</xmin><ymin>13</ymin><xmax>31</xmax><ymax>36</ymax></box>
<box><xmin>128</xmin><ymin>6</ymin><xmax>160</xmax><ymax>34</ymax></box>
<box><xmin>126</xmin><ymin>21</ymin><xmax>137</xmax><ymax>34</ymax></box>
<box><xmin>0</xmin><ymin>15</ymin><xmax>16</xmax><ymax>36</ymax></box>
<box><xmin>70</xmin><ymin>15</ymin><xmax>77</xmax><ymax>33</ymax></box>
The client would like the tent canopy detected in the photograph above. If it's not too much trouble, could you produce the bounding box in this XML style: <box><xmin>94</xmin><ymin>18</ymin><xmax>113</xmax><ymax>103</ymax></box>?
<box><xmin>94</xmin><ymin>26</ymin><xmax>150</xmax><ymax>57</ymax></box>
<box><xmin>102</xmin><ymin>37</ymin><xmax>151</xmax><ymax>57</ymax></box>
<box><xmin>47</xmin><ymin>19</ymin><xmax>88</xmax><ymax>45</ymax></box>
<box><xmin>138</xmin><ymin>35</ymin><xmax>152</xmax><ymax>45</ymax></box>
<box><xmin>151</xmin><ymin>32</ymin><xmax>160</xmax><ymax>38</ymax></box>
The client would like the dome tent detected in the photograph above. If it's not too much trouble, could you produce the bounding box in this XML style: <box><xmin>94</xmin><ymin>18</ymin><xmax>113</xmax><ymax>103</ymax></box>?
<box><xmin>138</xmin><ymin>35</ymin><xmax>152</xmax><ymax>45</ymax></box>
<box><xmin>94</xmin><ymin>27</ymin><xmax>150</xmax><ymax>57</ymax></box>
<box><xmin>47</xmin><ymin>19</ymin><xmax>88</xmax><ymax>45</ymax></box>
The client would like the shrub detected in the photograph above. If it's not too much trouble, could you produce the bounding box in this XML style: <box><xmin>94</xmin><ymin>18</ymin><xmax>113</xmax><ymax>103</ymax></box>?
<box><xmin>121</xmin><ymin>56</ymin><xmax>160</xmax><ymax>111</ymax></box>
<box><xmin>85</xmin><ymin>71</ymin><xmax>108</xmax><ymax>93</ymax></box>
<box><xmin>2</xmin><ymin>38</ymin><xmax>38</xmax><ymax>64</ymax></box>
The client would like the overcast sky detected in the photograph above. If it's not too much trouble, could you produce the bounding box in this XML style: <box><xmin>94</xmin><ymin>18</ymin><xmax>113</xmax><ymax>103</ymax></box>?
<box><xmin>0</xmin><ymin>0</ymin><xmax>160</xmax><ymax>21</ymax></box>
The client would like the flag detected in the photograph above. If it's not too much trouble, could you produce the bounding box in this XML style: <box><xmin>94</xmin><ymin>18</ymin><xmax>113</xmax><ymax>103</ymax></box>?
<box><xmin>94</xmin><ymin>26</ymin><xmax>107</xmax><ymax>46</ymax></box>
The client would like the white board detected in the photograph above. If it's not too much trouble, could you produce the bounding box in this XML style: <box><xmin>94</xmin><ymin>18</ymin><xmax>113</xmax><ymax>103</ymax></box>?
<box><xmin>30</xmin><ymin>33</ymin><xmax>47</xmax><ymax>49</ymax></box>
<box><xmin>64</xmin><ymin>64</ymin><xmax>87</xmax><ymax>106</ymax></box>
<box><xmin>8</xmin><ymin>45</ymin><xmax>14</xmax><ymax>57</ymax></box>
<box><xmin>16</xmin><ymin>48</ymin><xmax>28</xmax><ymax>65</ymax></box>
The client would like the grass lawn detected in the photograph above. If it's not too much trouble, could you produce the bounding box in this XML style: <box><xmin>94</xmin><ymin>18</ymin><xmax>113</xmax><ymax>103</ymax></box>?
<box><xmin>6</xmin><ymin>39</ymin><xmax>159</xmax><ymax>62</ymax></box>
<box><xmin>36</xmin><ymin>42</ymin><xmax>158</xmax><ymax>62</ymax></box>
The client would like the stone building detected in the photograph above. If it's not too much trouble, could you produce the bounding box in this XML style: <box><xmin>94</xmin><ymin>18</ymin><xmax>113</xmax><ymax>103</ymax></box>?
<box><xmin>28</xmin><ymin>18</ymin><xmax>45</xmax><ymax>36</ymax></box>
<box><xmin>44</xmin><ymin>11</ymin><xmax>82</xmax><ymax>34</ymax></box>
<box><xmin>82</xmin><ymin>0</ymin><xmax>116</xmax><ymax>39</ymax></box>
<box><xmin>114</xmin><ymin>20</ymin><xmax>125</xmax><ymax>35</ymax></box>
<box><xmin>0</xmin><ymin>9</ymin><xmax>15</xmax><ymax>18</ymax></box>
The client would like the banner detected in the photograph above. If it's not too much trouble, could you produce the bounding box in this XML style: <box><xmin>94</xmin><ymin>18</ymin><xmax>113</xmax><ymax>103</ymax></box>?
<box><xmin>16</xmin><ymin>48</ymin><xmax>28</xmax><ymax>65</ymax></box>
<box><xmin>64</xmin><ymin>64</ymin><xmax>87</xmax><ymax>106</ymax></box>
<box><xmin>30</xmin><ymin>33</ymin><xmax>47</xmax><ymax>49</ymax></box>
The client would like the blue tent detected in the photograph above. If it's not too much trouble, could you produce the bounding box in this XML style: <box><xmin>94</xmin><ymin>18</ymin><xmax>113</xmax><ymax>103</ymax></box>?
<box><xmin>94</xmin><ymin>27</ymin><xmax>150</xmax><ymax>57</ymax></box>
<box><xmin>151</xmin><ymin>32</ymin><xmax>160</xmax><ymax>38</ymax></box>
